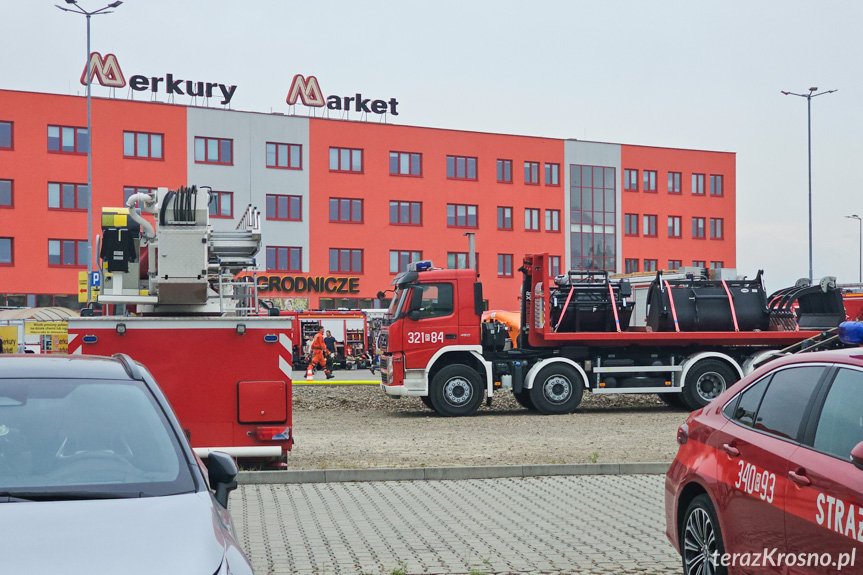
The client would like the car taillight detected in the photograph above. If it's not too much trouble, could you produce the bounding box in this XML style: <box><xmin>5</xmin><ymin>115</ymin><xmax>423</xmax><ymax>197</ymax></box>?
<box><xmin>677</xmin><ymin>422</ymin><xmax>689</xmax><ymax>445</ymax></box>
<box><xmin>256</xmin><ymin>426</ymin><xmax>291</xmax><ymax>441</ymax></box>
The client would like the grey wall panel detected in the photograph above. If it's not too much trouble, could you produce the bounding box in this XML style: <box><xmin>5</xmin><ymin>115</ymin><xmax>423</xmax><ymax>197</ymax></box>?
<box><xmin>187</xmin><ymin>108</ymin><xmax>310</xmax><ymax>271</ymax></box>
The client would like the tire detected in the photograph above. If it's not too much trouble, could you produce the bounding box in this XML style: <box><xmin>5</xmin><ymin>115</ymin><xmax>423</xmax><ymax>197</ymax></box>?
<box><xmin>659</xmin><ymin>393</ymin><xmax>686</xmax><ymax>409</ymax></box>
<box><xmin>513</xmin><ymin>390</ymin><xmax>536</xmax><ymax>410</ymax></box>
<box><xmin>681</xmin><ymin>494</ymin><xmax>726</xmax><ymax>575</ymax></box>
<box><xmin>528</xmin><ymin>364</ymin><xmax>584</xmax><ymax>415</ymax></box>
<box><xmin>420</xmin><ymin>395</ymin><xmax>437</xmax><ymax>412</ymax></box>
<box><xmin>428</xmin><ymin>365</ymin><xmax>484</xmax><ymax>417</ymax></box>
<box><xmin>681</xmin><ymin>359</ymin><xmax>738</xmax><ymax>411</ymax></box>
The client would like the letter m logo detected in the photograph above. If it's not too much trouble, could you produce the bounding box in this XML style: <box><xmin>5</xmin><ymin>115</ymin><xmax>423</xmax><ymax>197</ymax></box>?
<box><xmin>286</xmin><ymin>74</ymin><xmax>325</xmax><ymax>107</ymax></box>
<box><xmin>80</xmin><ymin>52</ymin><xmax>126</xmax><ymax>88</ymax></box>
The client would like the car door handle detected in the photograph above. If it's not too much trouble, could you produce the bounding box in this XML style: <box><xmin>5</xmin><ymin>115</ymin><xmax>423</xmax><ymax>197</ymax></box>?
<box><xmin>721</xmin><ymin>443</ymin><xmax>740</xmax><ymax>457</ymax></box>
<box><xmin>445</xmin><ymin>334</ymin><xmax>457</xmax><ymax>340</ymax></box>
<box><xmin>788</xmin><ymin>469</ymin><xmax>811</xmax><ymax>487</ymax></box>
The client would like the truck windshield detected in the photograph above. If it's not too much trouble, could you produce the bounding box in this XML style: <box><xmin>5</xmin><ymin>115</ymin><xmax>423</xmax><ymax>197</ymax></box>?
<box><xmin>388</xmin><ymin>286</ymin><xmax>411</xmax><ymax>320</ymax></box>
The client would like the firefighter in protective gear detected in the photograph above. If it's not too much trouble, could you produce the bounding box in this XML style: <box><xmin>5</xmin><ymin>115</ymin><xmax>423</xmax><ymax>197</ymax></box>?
<box><xmin>310</xmin><ymin>326</ymin><xmax>334</xmax><ymax>379</ymax></box>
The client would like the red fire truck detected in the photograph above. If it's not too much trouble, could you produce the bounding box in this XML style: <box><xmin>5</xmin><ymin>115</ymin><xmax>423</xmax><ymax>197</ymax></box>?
<box><xmin>68</xmin><ymin>186</ymin><xmax>294</xmax><ymax>459</ymax></box>
<box><xmin>379</xmin><ymin>254</ymin><xmax>847</xmax><ymax>416</ymax></box>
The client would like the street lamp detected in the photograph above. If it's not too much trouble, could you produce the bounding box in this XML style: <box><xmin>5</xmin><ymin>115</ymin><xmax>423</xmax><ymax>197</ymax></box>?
<box><xmin>781</xmin><ymin>87</ymin><xmax>837</xmax><ymax>282</ymax></box>
<box><xmin>846</xmin><ymin>215</ymin><xmax>862</xmax><ymax>283</ymax></box>
<box><xmin>56</xmin><ymin>0</ymin><xmax>123</xmax><ymax>304</ymax></box>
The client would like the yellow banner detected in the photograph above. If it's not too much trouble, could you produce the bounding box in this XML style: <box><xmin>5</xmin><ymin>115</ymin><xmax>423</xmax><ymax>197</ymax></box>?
<box><xmin>78</xmin><ymin>271</ymin><xmax>88</xmax><ymax>303</ymax></box>
<box><xmin>25</xmin><ymin>322</ymin><xmax>69</xmax><ymax>336</ymax></box>
<box><xmin>0</xmin><ymin>326</ymin><xmax>17</xmax><ymax>354</ymax></box>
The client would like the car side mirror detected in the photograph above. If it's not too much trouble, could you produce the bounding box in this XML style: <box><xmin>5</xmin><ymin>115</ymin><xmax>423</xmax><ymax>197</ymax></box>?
<box><xmin>408</xmin><ymin>310</ymin><xmax>420</xmax><ymax>321</ymax></box>
<box><xmin>851</xmin><ymin>442</ymin><xmax>863</xmax><ymax>470</ymax></box>
<box><xmin>206</xmin><ymin>451</ymin><xmax>238</xmax><ymax>508</ymax></box>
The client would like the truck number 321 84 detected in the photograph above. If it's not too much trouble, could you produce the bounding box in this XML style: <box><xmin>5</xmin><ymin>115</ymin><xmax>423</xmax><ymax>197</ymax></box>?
<box><xmin>407</xmin><ymin>331</ymin><xmax>445</xmax><ymax>344</ymax></box>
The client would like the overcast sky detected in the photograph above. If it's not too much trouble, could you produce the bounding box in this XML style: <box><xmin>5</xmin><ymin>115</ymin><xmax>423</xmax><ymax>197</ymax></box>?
<box><xmin>4</xmin><ymin>0</ymin><xmax>862</xmax><ymax>291</ymax></box>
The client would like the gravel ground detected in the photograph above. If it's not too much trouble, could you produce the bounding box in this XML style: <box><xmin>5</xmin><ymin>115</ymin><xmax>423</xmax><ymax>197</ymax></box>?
<box><xmin>286</xmin><ymin>386</ymin><xmax>687</xmax><ymax>470</ymax></box>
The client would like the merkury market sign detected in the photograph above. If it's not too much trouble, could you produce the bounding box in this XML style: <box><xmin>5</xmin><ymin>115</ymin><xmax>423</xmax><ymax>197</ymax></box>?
<box><xmin>81</xmin><ymin>54</ymin><xmax>400</xmax><ymax>114</ymax></box>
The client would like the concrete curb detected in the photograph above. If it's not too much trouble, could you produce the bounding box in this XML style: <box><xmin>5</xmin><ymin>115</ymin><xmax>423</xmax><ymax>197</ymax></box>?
<box><xmin>238</xmin><ymin>461</ymin><xmax>671</xmax><ymax>485</ymax></box>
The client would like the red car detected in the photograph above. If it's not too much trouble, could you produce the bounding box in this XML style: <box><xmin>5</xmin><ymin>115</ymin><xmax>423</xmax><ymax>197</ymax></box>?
<box><xmin>666</xmin><ymin>324</ymin><xmax>863</xmax><ymax>575</ymax></box>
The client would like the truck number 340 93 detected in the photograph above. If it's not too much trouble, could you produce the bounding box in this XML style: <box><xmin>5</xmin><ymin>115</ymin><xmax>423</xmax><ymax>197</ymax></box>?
<box><xmin>407</xmin><ymin>331</ymin><xmax>445</xmax><ymax>345</ymax></box>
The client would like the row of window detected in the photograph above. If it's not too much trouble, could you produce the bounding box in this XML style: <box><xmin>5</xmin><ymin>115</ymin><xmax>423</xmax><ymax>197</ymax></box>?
<box><xmin>624</xmin><ymin>214</ymin><xmax>724</xmax><ymax>240</ymax></box>
<box><xmin>623</xmin><ymin>259</ymin><xmax>725</xmax><ymax>273</ymax></box>
<box><xmin>0</xmin><ymin>238</ymin><xmax>87</xmax><ymax>267</ymax></box>
<box><xmin>624</xmin><ymin>169</ymin><xmax>724</xmax><ymax>196</ymax></box>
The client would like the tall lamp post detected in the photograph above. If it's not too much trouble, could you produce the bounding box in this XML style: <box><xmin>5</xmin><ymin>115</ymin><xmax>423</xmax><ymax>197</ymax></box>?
<box><xmin>846</xmin><ymin>215</ymin><xmax>862</xmax><ymax>284</ymax></box>
<box><xmin>781</xmin><ymin>87</ymin><xmax>837</xmax><ymax>282</ymax></box>
<box><xmin>56</xmin><ymin>0</ymin><xmax>122</xmax><ymax>304</ymax></box>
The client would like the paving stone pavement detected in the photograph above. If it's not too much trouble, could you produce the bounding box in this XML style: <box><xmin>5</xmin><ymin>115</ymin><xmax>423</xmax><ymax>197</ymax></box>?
<box><xmin>231</xmin><ymin>474</ymin><xmax>683</xmax><ymax>575</ymax></box>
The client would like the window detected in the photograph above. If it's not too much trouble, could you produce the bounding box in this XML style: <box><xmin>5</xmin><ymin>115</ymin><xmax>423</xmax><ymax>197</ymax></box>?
<box><xmin>330</xmin><ymin>198</ymin><xmax>363</xmax><ymax>223</ymax></box>
<box><xmin>411</xmin><ymin>283</ymin><xmax>454</xmax><ymax>320</ymax></box>
<box><xmin>195</xmin><ymin>137</ymin><xmax>232</xmax><ymax>165</ymax></box>
<box><xmin>123</xmin><ymin>131</ymin><xmax>163</xmax><ymax>159</ymax></box>
<box><xmin>624</xmin><ymin>169</ymin><xmax>638</xmax><ymax>192</ymax></box>
<box><xmin>710</xmin><ymin>217</ymin><xmax>724</xmax><ymax>239</ymax></box>
<box><xmin>390</xmin><ymin>250</ymin><xmax>422</xmax><ymax>273</ymax></box>
<box><xmin>668</xmin><ymin>260</ymin><xmax>682</xmax><ymax>269</ymax></box>
<box><xmin>0</xmin><ymin>121</ymin><xmax>12</xmax><ymax>150</ymax></box>
<box><xmin>48</xmin><ymin>182</ymin><xmax>89</xmax><ymax>211</ymax></box>
<box><xmin>389</xmin><ymin>151</ymin><xmax>421</xmax><ymax>176</ymax></box>
<box><xmin>329</xmin><ymin>147</ymin><xmax>363</xmax><ymax>172</ymax></box>
<box><xmin>48</xmin><ymin>239</ymin><xmax>87</xmax><ymax>266</ymax></box>
<box><xmin>209</xmin><ymin>191</ymin><xmax>233</xmax><ymax>218</ymax></box>
<box><xmin>643</xmin><ymin>170</ymin><xmax>657</xmax><ymax>192</ymax></box>
<box><xmin>545</xmin><ymin>209</ymin><xmax>560</xmax><ymax>232</ymax></box>
<box><xmin>692</xmin><ymin>217</ymin><xmax>706</xmax><ymax>239</ymax></box>
<box><xmin>48</xmin><ymin>125</ymin><xmax>88</xmax><ymax>154</ymax></box>
<box><xmin>644</xmin><ymin>259</ymin><xmax>657</xmax><ymax>272</ymax></box>
<box><xmin>668</xmin><ymin>172</ymin><xmax>681</xmax><ymax>194</ymax></box>
<box><xmin>668</xmin><ymin>216</ymin><xmax>681</xmax><ymax>238</ymax></box>
<box><xmin>711</xmin><ymin>261</ymin><xmax>724</xmax><ymax>270</ymax></box>
<box><xmin>625</xmin><ymin>259</ymin><xmax>639</xmax><ymax>274</ymax></box>
<box><xmin>643</xmin><ymin>214</ymin><xmax>657</xmax><ymax>237</ymax></box>
<box><xmin>548</xmin><ymin>256</ymin><xmax>561</xmax><ymax>277</ymax></box>
<box><xmin>524</xmin><ymin>161</ymin><xmax>540</xmax><ymax>185</ymax></box>
<box><xmin>624</xmin><ymin>214</ymin><xmax>639</xmax><ymax>236</ymax></box>
<box><xmin>498</xmin><ymin>254</ymin><xmax>513</xmax><ymax>277</ymax></box>
<box><xmin>571</xmin><ymin>165</ymin><xmax>617</xmax><ymax>271</ymax></box>
<box><xmin>692</xmin><ymin>173</ymin><xmax>705</xmax><ymax>195</ymax></box>
<box><xmin>390</xmin><ymin>201</ymin><xmax>421</xmax><ymax>225</ymax></box>
<box><xmin>329</xmin><ymin>248</ymin><xmax>363</xmax><ymax>273</ymax></box>
<box><xmin>752</xmin><ymin>367</ymin><xmax>823</xmax><ymax>440</ymax></box>
<box><xmin>710</xmin><ymin>174</ymin><xmax>724</xmax><ymax>196</ymax></box>
<box><xmin>266</xmin><ymin>142</ymin><xmax>302</xmax><ymax>169</ymax></box>
<box><xmin>447</xmin><ymin>252</ymin><xmax>477</xmax><ymax>270</ymax></box>
<box><xmin>728</xmin><ymin>376</ymin><xmax>771</xmax><ymax>428</ymax></box>
<box><xmin>0</xmin><ymin>238</ymin><xmax>12</xmax><ymax>265</ymax></box>
<box><xmin>0</xmin><ymin>179</ymin><xmax>12</xmax><ymax>208</ymax></box>
<box><xmin>497</xmin><ymin>159</ymin><xmax>512</xmax><ymax>183</ymax></box>
<box><xmin>123</xmin><ymin>186</ymin><xmax>155</xmax><ymax>205</ymax></box>
<box><xmin>692</xmin><ymin>260</ymin><xmax>706</xmax><ymax>267</ymax></box>
<box><xmin>266</xmin><ymin>246</ymin><xmax>302</xmax><ymax>272</ymax></box>
<box><xmin>447</xmin><ymin>204</ymin><xmax>477</xmax><ymax>228</ymax></box>
<box><xmin>813</xmin><ymin>369</ymin><xmax>863</xmax><ymax>460</ymax></box>
<box><xmin>545</xmin><ymin>163</ymin><xmax>560</xmax><ymax>186</ymax></box>
<box><xmin>447</xmin><ymin>155</ymin><xmax>477</xmax><ymax>180</ymax></box>
<box><xmin>525</xmin><ymin>208</ymin><xmax>540</xmax><ymax>231</ymax></box>
<box><xmin>266</xmin><ymin>194</ymin><xmax>302</xmax><ymax>221</ymax></box>
<box><xmin>497</xmin><ymin>206</ymin><xmax>513</xmax><ymax>230</ymax></box>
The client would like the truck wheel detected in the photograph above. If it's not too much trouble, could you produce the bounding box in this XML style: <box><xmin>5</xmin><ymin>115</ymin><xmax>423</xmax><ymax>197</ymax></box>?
<box><xmin>420</xmin><ymin>395</ymin><xmax>437</xmax><ymax>412</ymax></box>
<box><xmin>659</xmin><ymin>393</ymin><xmax>686</xmax><ymax>409</ymax></box>
<box><xmin>514</xmin><ymin>390</ymin><xmax>536</xmax><ymax>410</ymax></box>
<box><xmin>429</xmin><ymin>365</ymin><xmax>484</xmax><ymax>417</ymax></box>
<box><xmin>528</xmin><ymin>364</ymin><xmax>584</xmax><ymax>415</ymax></box>
<box><xmin>681</xmin><ymin>359</ymin><xmax>738</xmax><ymax>411</ymax></box>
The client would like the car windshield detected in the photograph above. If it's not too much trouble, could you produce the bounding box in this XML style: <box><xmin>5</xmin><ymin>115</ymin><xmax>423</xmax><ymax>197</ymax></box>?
<box><xmin>0</xmin><ymin>378</ymin><xmax>195</xmax><ymax>498</ymax></box>
<box><xmin>388</xmin><ymin>286</ymin><xmax>411</xmax><ymax>320</ymax></box>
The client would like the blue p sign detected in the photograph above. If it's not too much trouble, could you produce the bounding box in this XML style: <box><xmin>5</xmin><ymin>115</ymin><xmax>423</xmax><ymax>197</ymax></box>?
<box><xmin>90</xmin><ymin>271</ymin><xmax>101</xmax><ymax>288</ymax></box>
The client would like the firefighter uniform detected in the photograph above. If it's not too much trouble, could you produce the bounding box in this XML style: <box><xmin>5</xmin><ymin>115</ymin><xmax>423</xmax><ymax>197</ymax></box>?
<box><xmin>310</xmin><ymin>330</ymin><xmax>334</xmax><ymax>379</ymax></box>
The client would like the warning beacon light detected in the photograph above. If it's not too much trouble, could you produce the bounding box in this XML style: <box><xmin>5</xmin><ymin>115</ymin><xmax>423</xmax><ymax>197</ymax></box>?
<box><xmin>408</xmin><ymin>260</ymin><xmax>434</xmax><ymax>272</ymax></box>
<box><xmin>839</xmin><ymin>321</ymin><xmax>863</xmax><ymax>346</ymax></box>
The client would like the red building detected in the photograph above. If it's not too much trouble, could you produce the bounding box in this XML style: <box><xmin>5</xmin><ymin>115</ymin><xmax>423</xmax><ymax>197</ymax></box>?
<box><xmin>0</xmin><ymin>89</ymin><xmax>735</xmax><ymax>311</ymax></box>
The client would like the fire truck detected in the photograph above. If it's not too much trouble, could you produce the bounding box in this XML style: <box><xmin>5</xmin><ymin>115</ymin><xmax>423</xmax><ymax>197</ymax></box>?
<box><xmin>68</xmin><ymin>186</ymin><xmax>294</xmax><ymax>460</ymax></box>
<box><xmin>378</xmin><ymin>253</ymin><xmax>847</xmax><ymax>416</ymax></box>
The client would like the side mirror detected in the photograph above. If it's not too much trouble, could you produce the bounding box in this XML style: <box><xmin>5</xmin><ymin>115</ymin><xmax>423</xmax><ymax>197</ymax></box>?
<box><xmin>851</xmin><ymin>442</ymin><xmax>863</xmax><ymax>470</ymax></box>
<box><xmin>376</xmin><ymin>291</ymin><xmax>386</xmax><ymax>301</ymax></box>
<box><xmin>408</xmin><ymin>310</ymin><xmax>420</xmax><ymax>321</ymax></box>
<box><xmin>206</xmin><ymin>451</ymin><xmax>238</xmax><ymax>508</ymax></box>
